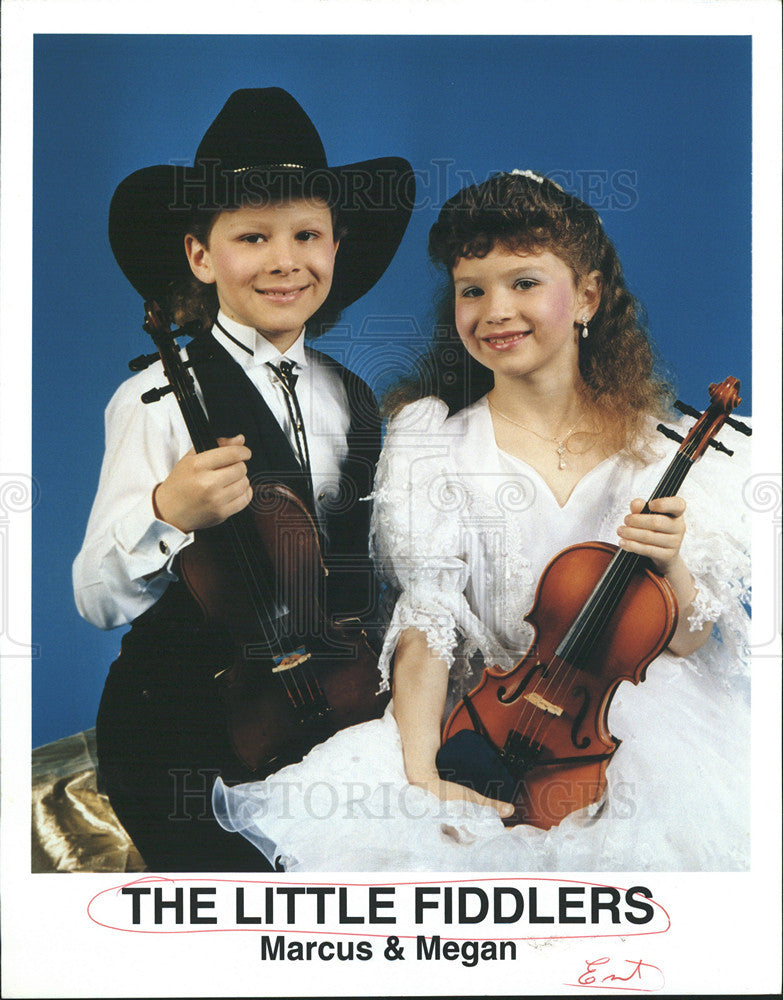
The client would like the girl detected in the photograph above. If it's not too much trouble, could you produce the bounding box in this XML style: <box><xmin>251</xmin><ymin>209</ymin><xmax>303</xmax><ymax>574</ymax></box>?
<box><xmin>73</xmin><ymin>88</ymin><xmax>414</xmax><ymax>871</ymax></box>
<box><xmin>214</xmin><ymin>170</ymin><xmax>751</xmax><ymax>871</ymax></box>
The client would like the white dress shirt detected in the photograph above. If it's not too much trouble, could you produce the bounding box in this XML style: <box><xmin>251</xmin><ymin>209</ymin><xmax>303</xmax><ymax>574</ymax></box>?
<box><xmin>73</xmin><ymin>312</ymin><xmax>351</xmax><ymax>629</ymax></box>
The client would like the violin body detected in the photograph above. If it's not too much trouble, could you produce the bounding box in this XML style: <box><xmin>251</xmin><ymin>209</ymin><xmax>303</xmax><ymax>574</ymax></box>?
<box><xmin>179</xmin><ymin>471</ymin><xmax>389</xmax><ymax>776</ymax></box>
<box><xmin>441</xmin><ymin>542</ymin><xmax>677</xmax><ymax>829</ymax></box>
<box><xmin>138</xmin><ymin>303</ymin><xmax>388</xmax><ymax>777</ymax></box>
<box><xmin>221</xmin><ymin>632</ymin><xmax>386</xmax><ymax>776</ymax></box>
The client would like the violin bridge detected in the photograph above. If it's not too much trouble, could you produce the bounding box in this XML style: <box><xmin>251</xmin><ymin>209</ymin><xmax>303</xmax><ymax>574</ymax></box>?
<box><xmin>524</xmin><ymin>692</ymin><xmax>564</xmax><ymax>716</ymax></box>
<box><xmin>272</xmin><ymin>649</ymin><xmax>312</xmax><ymax>673</ymax></box>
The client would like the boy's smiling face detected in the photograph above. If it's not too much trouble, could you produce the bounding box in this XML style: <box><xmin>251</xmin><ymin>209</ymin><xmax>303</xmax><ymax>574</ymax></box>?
<box><xmin>185</xmin><ymin>197</ymin><xmax>339</xmax><ymax>351</ymax></box>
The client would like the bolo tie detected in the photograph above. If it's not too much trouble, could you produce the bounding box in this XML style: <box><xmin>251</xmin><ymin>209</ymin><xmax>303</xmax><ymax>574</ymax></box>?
<box><xmin>266</xmin><ymin>359</ymin><xmax>316</xmax><ymax>510</ymax></box>
<box><xmin>214</xmin><ymin>320</ymin><xmax>316</xmax><ymax>509</ymax></box>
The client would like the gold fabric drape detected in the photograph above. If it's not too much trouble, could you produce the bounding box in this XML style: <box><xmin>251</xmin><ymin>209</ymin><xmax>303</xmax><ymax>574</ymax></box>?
<box><xmin>31</xmin><ymin>728</ymin><xmax>146</xmax><ymax>873</ymax></box>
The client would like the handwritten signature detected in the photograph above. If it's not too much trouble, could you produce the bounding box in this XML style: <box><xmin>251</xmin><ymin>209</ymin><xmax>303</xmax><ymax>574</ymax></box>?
<box><xmin>574</xmin><ymin>957</ymin><xmax>664</xmax><ymax>991</ymax></box>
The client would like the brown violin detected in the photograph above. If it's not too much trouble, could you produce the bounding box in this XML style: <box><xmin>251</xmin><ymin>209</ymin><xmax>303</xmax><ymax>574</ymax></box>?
<box><xmin>437</xmin><ymin>377</ymin><xmax>750</xmax><ymax>829</ymax></box>
<box><xmin>134</xmin><ymin>302</ymin><xmax>388</xmax><ymax>774</ymax></box>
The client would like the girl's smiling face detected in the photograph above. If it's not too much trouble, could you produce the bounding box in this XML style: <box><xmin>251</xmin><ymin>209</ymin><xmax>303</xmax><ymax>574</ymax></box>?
<box><xmin>185</xmin><ymin>197</ymin><xmax>339</xmax><ymax>350</ymax></box>
<box><xmin>452</xmin><ymin>246</ymin><xmax>599</xmax><ymax>383</ymax></box>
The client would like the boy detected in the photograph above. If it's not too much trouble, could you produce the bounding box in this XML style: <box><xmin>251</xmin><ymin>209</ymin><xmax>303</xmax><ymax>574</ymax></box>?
<box><xmin>73</xmin><ymin>88</ymin><xmax>413</xmax><ymax>871</ymax></box>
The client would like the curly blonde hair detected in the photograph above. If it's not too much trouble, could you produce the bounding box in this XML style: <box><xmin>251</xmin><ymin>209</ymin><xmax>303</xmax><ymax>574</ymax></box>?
<box><xmin>386</xmin><ymin>171</ymin><xmax>673</xmax><ymax>456</ymax></box>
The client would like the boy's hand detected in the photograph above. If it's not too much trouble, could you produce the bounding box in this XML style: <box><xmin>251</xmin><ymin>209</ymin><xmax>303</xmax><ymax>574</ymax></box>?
<box><xmin>616</xmin><ymin>496</ymin><xmax>686</xmax><ymax>577</ymax></box>
<box><xmin>153</xmin><ymin>434</ymin><xmax>253</xmax><ymax>532</ymax></box>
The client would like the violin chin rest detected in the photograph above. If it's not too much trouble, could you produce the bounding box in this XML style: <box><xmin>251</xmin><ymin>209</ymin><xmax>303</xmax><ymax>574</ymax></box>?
<box><xmin>436</xmin><ymin>729</ymin><xmax>517</xmax><ymax>804</ymax></box>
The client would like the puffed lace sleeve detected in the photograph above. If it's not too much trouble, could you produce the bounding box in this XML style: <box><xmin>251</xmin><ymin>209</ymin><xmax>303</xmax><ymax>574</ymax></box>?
<box><xmin>676</xmin><ymin>419</ymin><xmax>752</xmax><ymax>676</ymax></box>
<box><xmin>370</xmin><ymin>397</ymin><xmax>504</xmax><ymax>690</ymax></box>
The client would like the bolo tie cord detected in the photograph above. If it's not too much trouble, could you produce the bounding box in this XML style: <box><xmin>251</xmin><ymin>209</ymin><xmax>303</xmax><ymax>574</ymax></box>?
<box><xmin>266</xmin><ymin>360</ymin><xmax>316</xmax><ymax>510</ymax></box>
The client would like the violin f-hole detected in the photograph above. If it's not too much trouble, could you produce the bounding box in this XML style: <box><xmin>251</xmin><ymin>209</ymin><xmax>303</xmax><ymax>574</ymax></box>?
<box><xmin>497</xmin><ymin>660</ymin><xmax>546</xmax><ymax>705</ymax></box>
<box><xmin>570</xmin><ymin>685</ymin><xmax>592</xmax><ymax>750</ymax></box>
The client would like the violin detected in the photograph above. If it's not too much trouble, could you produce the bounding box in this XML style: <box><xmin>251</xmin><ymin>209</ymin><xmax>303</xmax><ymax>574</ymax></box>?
<box><xmin>437</xmin><ymin>377</ymin><xmax>751</xmax><ymax>829</ymax></box>
<box><xmin>133</xmin><ymin>302</ymin><xmax>388</xmax><ymax>774</ymax></box>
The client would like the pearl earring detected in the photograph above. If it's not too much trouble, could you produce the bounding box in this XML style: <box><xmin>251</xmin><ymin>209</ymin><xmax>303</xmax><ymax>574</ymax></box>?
<box><xmin>581</xmin><ymin>317</ymin><xmax>590</xmax><ymax>340</ymax></box>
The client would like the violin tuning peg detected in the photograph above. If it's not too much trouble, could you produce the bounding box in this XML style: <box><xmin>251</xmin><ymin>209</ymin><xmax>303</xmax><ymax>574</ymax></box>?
<box><xmin>129</xmin><ymin>351</ymin><xmax>161</xmax><ymax>372</ymax></box>
<box><xmin>656</xmin><ymin>424</ymin><xmax>684</xmax><ymax>444</ymax></box>
<box><xmin>674</xmin><ymin>399</ymin><xmax>702</xmax><ymax>420</ymax></box>
<box><xmin>140</xmin><ymin>385</ymin><xmax>174</xmax><ymax>404</ymax></box>
<box><xmin>726</xmin><ymin>416</ymin><xmax>752</xmax><ymax>436</ymax></box>
<box><xmin>707</xmin><ymin>438</ymin><xmax>734</xmax><ymax>457</ymax></box>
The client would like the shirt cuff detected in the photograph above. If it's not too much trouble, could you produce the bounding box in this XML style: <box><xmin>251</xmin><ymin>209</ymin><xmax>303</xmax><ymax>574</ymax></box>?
<box><xmin>113</xmin><ymin>494</ymin><xmax>194</xmax><ymax>579</ymax></box>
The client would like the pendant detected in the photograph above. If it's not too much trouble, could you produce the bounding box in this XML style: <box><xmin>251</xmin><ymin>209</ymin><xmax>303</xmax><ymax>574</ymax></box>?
<box><xmin>556</xmin><ymin>444</ymin><xmax>567</xmax><ymax>470</ymax></box>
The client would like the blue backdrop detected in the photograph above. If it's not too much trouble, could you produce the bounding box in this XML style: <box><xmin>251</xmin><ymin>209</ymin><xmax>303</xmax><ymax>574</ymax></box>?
<box><xmin>32</xmin><ymin>33</ymin><xmax>751</xmax><ymax>746</ymax></box>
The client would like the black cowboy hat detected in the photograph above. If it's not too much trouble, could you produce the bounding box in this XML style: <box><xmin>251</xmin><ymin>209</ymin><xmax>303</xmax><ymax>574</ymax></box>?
<box><xmin>109</xmin><ymin>88</ymin><xmax>415</xmax><ymax>315</ymax></box>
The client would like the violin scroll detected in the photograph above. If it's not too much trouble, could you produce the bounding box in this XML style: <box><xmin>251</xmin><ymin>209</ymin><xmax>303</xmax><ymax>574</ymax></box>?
<box><xmin>676</xmin><ymin>376</ymin><xmax>750</xmax><ymax>463</ymax></box>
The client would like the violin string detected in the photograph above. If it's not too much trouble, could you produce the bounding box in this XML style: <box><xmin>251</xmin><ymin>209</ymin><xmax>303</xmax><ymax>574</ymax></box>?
<box><xmin>523</xmin><ymin>554</ymin><xmax>642</xmax><ymax>751</ymax></box>
<box><xmin>281</xmin><ymin>571</ymin><xmax>329</xmax><ymax>710</ymax></box>
<box><xmin>564</xmin><ymin>443</ymin><xmax>695</xmax><ymax>660</ymax></box>
<box><xmin>162</xmin><ymin>331</ymin><xmax>331</xmax><ymax>717</ymax></box>
<box><xmin>506</xmin><ymin>543</ymin><xmax>649</xmax><ymax>751</ymax></box>
<box><xmin>280</xmin><ymin>673</ymin><xmax>301</xmax><ymax>707</ymax></box>
<box><xmin>172</xmin><ymin>355</ymin><xmax>293</xmax><ymax>661</ymax></box>
<box><xmin>188</xmin><ymin>417</ymin><xmax>325</xmax><ymax>711</ymax></box>
<box><xmin>534</xmin><ymin>449</ymin><xmax>692</xmax><ymax>700</ymax></box>
<box><xmin>214</xmin><ymin>487</ymin><xmax>332</xmax><ymax>711</ymax></box>
<box><xmin>493</xmin><ymin>406</ymin><xmax>731</xmax><ymax>784</ymax></box>
<box><xmin>527</xmin><ymin>492</ymin><xmax>682</xmax><ymax>749</ymax></box>
<box><xmin>179</xmin><ymin>370</ymin><xmax>302</xmax><ymax>677</ymax></box>
<box><xmin>558</xmin><ymin>447</ymin><xmax>695</xmax><ymax>666</ymax></box>
<box><xmin>505</xmin><ymin>438</ymin><xmax>700</xmax><ymax>754</ymax></box>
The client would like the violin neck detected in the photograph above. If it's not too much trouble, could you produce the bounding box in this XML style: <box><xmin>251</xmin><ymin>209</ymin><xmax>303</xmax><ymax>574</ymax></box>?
<box><xmin>179</xmin><ymin>394</ymin><xmax>218</xmax><ymax>455</ymax></box>
<box><xmin>156</xmin><ymin>336</ymin><xmax>218</xmax><ymax>455</ymax></box>
<box><xmin>555</xmin><ymin>448</ymin><xmax>695</xmax><ymax>666</ymax></box>
<box><xmin>643</xmin><ymin>448</ymin><xmax>694</xmax><ymax>513</ymax></box>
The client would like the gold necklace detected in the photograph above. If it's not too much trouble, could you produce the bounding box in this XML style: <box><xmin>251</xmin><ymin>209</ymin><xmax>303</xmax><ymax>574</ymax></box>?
<box><xmin>488</xmin><ymin>396</ymin><xmax>584</xmax><ymax>470</ymax></box>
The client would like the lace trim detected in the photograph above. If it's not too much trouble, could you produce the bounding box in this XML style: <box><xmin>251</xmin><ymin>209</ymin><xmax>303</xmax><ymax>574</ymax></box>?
<box><xmin>376</xmin><ymin>598</ymin><xmax>459</xmax><ymax>691</ymax></box>
<box><xmin>372</xmin><ymin>404</ymin><xmax>750</xmax><ymax>690</ymax></box>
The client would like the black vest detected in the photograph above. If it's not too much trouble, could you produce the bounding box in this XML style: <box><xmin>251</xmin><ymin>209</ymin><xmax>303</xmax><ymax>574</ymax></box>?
<box><xmin>117</xmin><ymin>333</ymin><xmax>381</xmax><ymax>674</ymax></box>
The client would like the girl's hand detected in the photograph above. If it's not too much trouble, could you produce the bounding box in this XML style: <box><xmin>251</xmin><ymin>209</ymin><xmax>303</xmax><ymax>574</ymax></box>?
<box><xmin>618</xmin><ymin>496</ymin><xmax>713</xmax><ymax>656</ymax></box>
<box><xmin>617</xmin><ymin>496</ymin><xmax>686</xmax><ymax>577</ymax></box>
<box><xmin>392</xmin><ymin>627</ymin><xmax>514</xmax><ymax>821</ymax></box>
<box><xmin>409</xmin><ymin>773</ymin><xmax>515</xmax><ymax>819</ymax></box>
<box><xmin>153</xmin><ymin>434</ymin><xmax>253</xmax><ymax>533</ymax></box>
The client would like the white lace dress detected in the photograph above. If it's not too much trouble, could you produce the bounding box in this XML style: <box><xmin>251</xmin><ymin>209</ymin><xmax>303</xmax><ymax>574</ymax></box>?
<box><xmin>213</xmin><ymin>396</ymin><xmax>751</xmax><ymax>872</ymax></box>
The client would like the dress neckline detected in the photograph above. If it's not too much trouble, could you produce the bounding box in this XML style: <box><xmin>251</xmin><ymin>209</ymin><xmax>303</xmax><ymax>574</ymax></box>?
<box><xmin>497</xmin><ymin>446</ymin><xmax>618</xmax><ymax>510</ymax></box>
<box><xmin>476</xmin><ymin>396</ymin><xmax>618</xmax><ymax>510</ymax></box>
